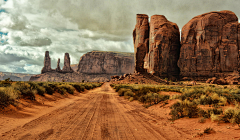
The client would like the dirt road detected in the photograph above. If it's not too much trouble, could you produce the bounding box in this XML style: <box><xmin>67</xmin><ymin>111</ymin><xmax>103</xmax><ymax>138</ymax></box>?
<box><xmin>0</xmin><ymin>83</ymin><xmax>192</xmax><ymax>140</ymax></box>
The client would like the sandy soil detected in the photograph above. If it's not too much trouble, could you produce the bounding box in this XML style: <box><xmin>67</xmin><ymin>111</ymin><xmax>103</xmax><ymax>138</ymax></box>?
<box><xmin>0</xmin><ymin>83</ymin><xmax>240</xmax><ymax>140</ymax></box>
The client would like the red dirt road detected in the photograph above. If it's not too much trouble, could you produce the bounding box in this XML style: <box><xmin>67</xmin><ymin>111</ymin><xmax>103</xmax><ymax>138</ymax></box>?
<box><xmin>0</xmin><ymin>83</ymin><xmax>192</xmax><ymax>140</ymax></box>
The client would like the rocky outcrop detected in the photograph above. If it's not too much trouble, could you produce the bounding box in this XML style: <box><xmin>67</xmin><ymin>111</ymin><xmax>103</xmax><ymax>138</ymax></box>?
<box><xmin>178</xmin><ymin>10</ymin><xmax>240</xmax><ymax>78</ymax></box>
<box><xmin>133</xmin><ymin>14</ymin><xmax>149</xmax><ymax>73</ymax></box>
<box><xmin>148</xmin><ymin>15</ymin><xmax>180</xmax><ymax>78</ymax></box>
<box><xmin>56</xmin><ymin>58</ymin><xmax>62</xmax><ymax>72</ymax></box>
<box><xmin>133</xmin><ymin>14</ymin><xmax>180</xmax><ymax>79</ymax></box>
<box><xmin>41</xmin><ymin>51</ymin><xmax>52</xmax><ymax>74</ymax></box>
<box><xmin>62</xmin><ymin>53</ymin><xmax>74</xmax><ymax>73</ymax></box>
<box><xmin>77</xmin><ymin>51</ymin><xmax>134</xmax><ymax>75</ymax></box>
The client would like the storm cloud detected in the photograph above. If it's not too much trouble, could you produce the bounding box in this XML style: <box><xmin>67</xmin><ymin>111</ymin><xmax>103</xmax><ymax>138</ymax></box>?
<box><xmin>0</xmin><ymin>0</ymin><xmax>239</xmax><ymax>74</ymax></box>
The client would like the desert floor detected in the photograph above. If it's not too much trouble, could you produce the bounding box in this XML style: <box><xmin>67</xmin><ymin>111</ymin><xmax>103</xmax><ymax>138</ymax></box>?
<box><xmin>0</xmin><ymin>83</ymin><xmax>240</xmax><ymax>140</ymax></box>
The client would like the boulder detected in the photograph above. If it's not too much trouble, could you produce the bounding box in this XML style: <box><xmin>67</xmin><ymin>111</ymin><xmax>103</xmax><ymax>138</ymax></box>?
<box><xmin>148</xmin><ymin>15</ymin><xmax>180</xmax><ymax>78</ymax></box>
<box><xmin>133</xmin><ymin>14</ymin><xmax>149</xmax><ymax>73</ymax></box>
<box><xmin>178</xmin><ymin>10</ymin><xmax>240</xmax><ymax>78</ymax></box>
<box><xmin>41</xmin><ymin>51</ymin><xmax>52</xmax><ymax>74</ymax></box>
<box><xmin>111</xmin><ymin>75</ymin><xmax>120</xmax><ymax>79</ymax></box>
<box><xmin>216</xmin><ymin>78</ymin><xmax>228</xmax><ymax>85</ymax></box>
<box><xmin>62</xmin><ymin>53</ymin><xmax>74</xmax><ymax>73</ymax></box>
<box><xmin>206</xmin><ymin>77</ymin><xmax>217</xmax><ymax>84</ymax></box>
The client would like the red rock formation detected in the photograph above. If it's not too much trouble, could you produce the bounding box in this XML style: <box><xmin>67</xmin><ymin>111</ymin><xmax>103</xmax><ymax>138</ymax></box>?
<box><xmin>41</xmin><ymin>51</ymin><xmax>52</xmax><ymax>74</ymax></box>
<box><xmin>62</xmin><ymin>53</ymin><xmax>74</xmax><ymax>73</ymax></box>
<box><xmin>56</xmin><ymin>58</ymin><xmax>62</xmax><ymax>72</ymax></box>
<box><xmin>178</xmin><ymin>10</ymin><xmax>240</xmax><ymax>78</ymax></box>
<box><xmin>133</xmin><ymin>14</ymin><xmax>149</xmax><ymax>73</ymax></box>
<box><xmin>148</xmin><ymin>15</ymin><xmax>180</xmax><ymax>78</ymax></box>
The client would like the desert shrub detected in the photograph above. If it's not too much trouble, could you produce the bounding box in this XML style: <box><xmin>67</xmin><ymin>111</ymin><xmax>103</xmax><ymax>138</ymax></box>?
<box><xmin>28</xmin><ymin>82</ymin><xmax>46</xmax><ymax>96</ymax></box>
<box><xmin>83</xmin><ymin>84</ymin><xmax>94</xmax><ymax>90</ymax></box>
<box><xmin>124</xmin><ymin>90</ymin><xmax>134</xmax><ymax>99</ymax></box>
<box><xmin>0</xmin><ymin>87</ymin><xmax>19</xmax><ymax>107</ymax></box>
<box><xmin>129</xmin><ymin>97</ymin><xmax>134</xmax><ymax>102</ymax></box>
<box><xmin>0</xmin><ymin>78</ymin><xmax>12</xmax><ymax>87</ymax></box>
<box><xmin>222</xmin><ymin>108</ymin><xmax>235</xmax><ymax>123</ymax></box>
<box><xmin>36</xmin><ymin>86</ymin><xmax>46</xmax><ymax>96</ymax></box>
<box><xmin>12</xmin><ymin>82</ymin><xmax>36</xmax><ymax>100</ymax></box>
<box><xmin>135</xmin><ymin>87</ymin><xmax>151</xmax><ymax>97</ymax></box>
<box><xmin>222</xmin><ymin>108</ymin><xmax>240</xmax><ymax>126</ymax></box>
<box><xmin>204</xmin><ymin>127</ymin><xmax>214</xmax><ymax>134</ymax></box>
<box><xmin>170</xmin><ymin>94</ymin><xmax>180</xmax><ymax>100</ymax></box>
<box><xmin>233</xmin><ymin>110</ymin><xmax>240</xmax><ymax>127</ymax></box>
<box><xmin>58</xmin><ymin>87</ymin><xmax>67</xmax><ymax>95</ymax></box>
<box><xmin>42</xmin><ymin>84</ymin><xmax>55</xmax><ymax>95</ymax></box>
<box><xmin>198</xmin><ymin>108</ymin><xmax>223</xmax><ymax>119</ymax></box>
<box><xmin>58</xmin><ymin>84</ymin><xmax>75</xmax><ymax>94</ymax></box>
<box><xmin>71</xmin><ymin>84</ymin><xmax>85</xmax><ymax>92</ymax></box>
<box><xmin>170</xmin><ymin>99</ymin><xmax>199</xmax><ymax>121</ymax></box>
<box><xmin>118</xmin><ymin>88</ymin><xmax>132</xmax><ymax>96</ymax></box>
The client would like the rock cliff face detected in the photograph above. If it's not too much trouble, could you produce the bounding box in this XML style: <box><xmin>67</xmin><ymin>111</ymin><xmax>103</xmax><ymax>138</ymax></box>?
<box><xmin>77</xmin><ymin>51</ymin><xmax>134</xmax><ymax>75</ymax></box>
<box><xmin>148</xmin><ymin>15</ymin><xmax>180</xmax><ymax>77</ymax></box>
<box><xmin>62</xmin><ymin>53</ymin><xmax>74</xmax><ymax>73</ymax></box>
<box><xmin>41</xmin><ymin>51</ymin><xmax>52</xmax><ymax>74</ymax></box>
<box><xmin>133</xmin><ymin>14</ymin><xmax>149</xmax><ymax>73</ymax></box>
<box><xmin>178</xmin><ymin>10</ymin><xmax>240</xmax><ymax>78</ymax></box>
<box><xmin>133</xmin><ymin>14</ymin><xmax>180</xmax><ymax>79</ymax></box>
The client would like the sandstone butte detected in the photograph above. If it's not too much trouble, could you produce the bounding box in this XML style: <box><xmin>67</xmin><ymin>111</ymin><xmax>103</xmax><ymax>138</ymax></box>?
<box><xmin>77</xmin><ymin>51</ymin><xmax>134</xmax><ymax>75</ymax></box>
<box><xmin>134</xmin><ymin>10</ymin><xmax>240</xmax><ymax>80</ymax></box>
<box><xmin>178</xmin><ymin>10</ymin><xmax>240</xmax><ymax>79</ymax></box>
<box><xmin>133</xmin><ymin>14</ymin><xmax>180</xmax><ymax>79</ymax></box>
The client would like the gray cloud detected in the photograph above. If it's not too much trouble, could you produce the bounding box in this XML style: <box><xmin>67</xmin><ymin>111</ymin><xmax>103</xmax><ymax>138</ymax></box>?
<box><xmin>34</xmin><ymin>0</ymin><xmax>240</xmax><ymax>35</ymax></box>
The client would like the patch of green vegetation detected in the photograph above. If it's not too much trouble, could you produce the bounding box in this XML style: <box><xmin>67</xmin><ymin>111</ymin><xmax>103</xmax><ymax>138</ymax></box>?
<box><xmin>0</xmin><ymin>81</ymin><xmax>103</xmax><ymax>108</ymax></box>
<box><xmin>111</xmin><ymin>83</ymin><xmax>240</xmax><ymax>125</ymax></box>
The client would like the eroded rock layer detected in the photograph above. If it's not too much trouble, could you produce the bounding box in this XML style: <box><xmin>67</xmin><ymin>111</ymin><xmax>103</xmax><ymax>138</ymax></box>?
<box><xmin>178</xmin><ymin>10</ymin><xmax>240</xmax><ymax>78</ymax></box>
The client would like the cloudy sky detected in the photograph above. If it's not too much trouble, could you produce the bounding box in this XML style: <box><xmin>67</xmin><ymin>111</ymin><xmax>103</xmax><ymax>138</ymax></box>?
<box><xmin>0</xmin><ymin>0</ymin><xmax>240</xmax><ymax>74</ymax></box>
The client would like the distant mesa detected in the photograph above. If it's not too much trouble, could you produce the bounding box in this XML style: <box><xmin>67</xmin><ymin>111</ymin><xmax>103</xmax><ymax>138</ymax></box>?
<box><xmin>133</xmin><ymin>10</ymin><xmax>240</xmax><ymax>82</ymax></box>
<box><xmin>30</xmin><ymin>51</ymin><xmax>134</xmax><ymax>82</ymax></box>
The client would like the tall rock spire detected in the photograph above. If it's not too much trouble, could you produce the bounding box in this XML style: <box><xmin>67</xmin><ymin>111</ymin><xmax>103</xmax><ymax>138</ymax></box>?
<box><xmin>41</xmin><ymin>51</ymin><xmax>52</xmax><ymax>74</ymax></box>
<box><xmin>133</xmin><ymin>14</ymin><xmax>149</xmax><ymax>73</ymax></box>
<box><xmin>62</xmin><ymin>53</ymin><xmax>74</xmax><ymax>73</ymax></box>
